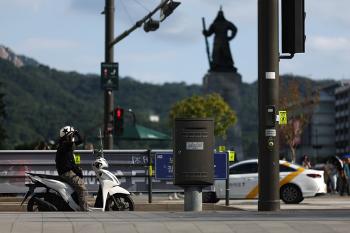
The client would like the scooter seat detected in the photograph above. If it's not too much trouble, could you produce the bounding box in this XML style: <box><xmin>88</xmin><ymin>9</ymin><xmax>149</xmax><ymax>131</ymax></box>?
<box><xmin>26</xmin><ymin>172</ymin><xmax>67</xmax><ymax>183</ymax></box>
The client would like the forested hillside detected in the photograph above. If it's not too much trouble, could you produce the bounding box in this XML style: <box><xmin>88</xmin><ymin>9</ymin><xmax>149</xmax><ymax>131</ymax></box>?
<box><xmin>0</xmin><ymin>54</ymin><xmax>330</xmax><ymax>157</ymax></box>
<box><xmin>0</xmin><ymin>59</ymin><xmax>201</xmax><ymax>148</ymax></box>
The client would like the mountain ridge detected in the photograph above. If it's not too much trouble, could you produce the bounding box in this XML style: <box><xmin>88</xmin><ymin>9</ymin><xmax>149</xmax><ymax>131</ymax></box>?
<box><xmin>0</xmin><ymin>45</ymin><xmax>39</xmax><ymax>68</ymax></box>
<box><xmin>0</xmin><ymin>45</ymin><xmax>330</xmax><ymax>156</ymax></box>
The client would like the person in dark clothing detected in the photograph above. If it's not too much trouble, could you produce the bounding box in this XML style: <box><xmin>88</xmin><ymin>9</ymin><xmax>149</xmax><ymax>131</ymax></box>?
<box><xmin>55</xmin><ymin>126</ymin><xmax>88</xmax><ymax>211</ymax></box>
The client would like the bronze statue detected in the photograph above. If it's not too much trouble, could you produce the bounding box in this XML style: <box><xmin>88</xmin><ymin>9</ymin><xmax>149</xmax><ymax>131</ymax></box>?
<box><xmin>203</xmin><ymin>8</ymin><xmax>237</xmax><ymax>72</ymax></box>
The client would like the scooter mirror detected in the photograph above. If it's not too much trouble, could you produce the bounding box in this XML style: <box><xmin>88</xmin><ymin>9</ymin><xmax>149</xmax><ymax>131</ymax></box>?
<box><xmin>93</xmin><ymin>149</ymin><xmax>104</xmax><ymax>158</ymax></box>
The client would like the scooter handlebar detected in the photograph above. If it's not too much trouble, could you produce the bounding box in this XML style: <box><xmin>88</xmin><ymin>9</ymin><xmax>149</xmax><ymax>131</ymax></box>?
<box><xmin>93</xmin><ymin>149</ymin><xmax>104</xmax><ymax>158</ymax></box>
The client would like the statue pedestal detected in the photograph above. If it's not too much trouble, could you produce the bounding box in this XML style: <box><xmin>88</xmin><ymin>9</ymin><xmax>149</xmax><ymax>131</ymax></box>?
<box><xmin>203</xmin><ymin>72</ymin><xmax>244</xmax><ymax>159</ymax></box>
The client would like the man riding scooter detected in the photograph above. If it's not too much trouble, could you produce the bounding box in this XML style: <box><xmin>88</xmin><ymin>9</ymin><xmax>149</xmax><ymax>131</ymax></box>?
<box><xmin>55</xmin><ymin>126</ymin><xmax>88</xmax><ymax>211</ymax></box>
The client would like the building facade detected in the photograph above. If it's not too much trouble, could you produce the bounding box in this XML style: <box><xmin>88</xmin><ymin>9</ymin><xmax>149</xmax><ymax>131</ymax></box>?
<box><xmin>335</xmin><ymin>81</ymin><xmax>350</xmax><ymax>156</ymax></box>
<box><xmin>294</xmin><ymin>83</ymin><xmax>338</xmax><ymax>163</ymax></box>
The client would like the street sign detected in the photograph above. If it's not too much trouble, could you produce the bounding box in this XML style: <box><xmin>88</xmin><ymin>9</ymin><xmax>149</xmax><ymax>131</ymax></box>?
<box><xmin>228</xmin><ymin>150</ymin><xmax>235</xmax><ymax>162</ymax></box>
<box><xmin>213</xmin><ymin>152</ymin><xmax>228</xmax><ymax>180</ymax></box>
<box><xmin>101</xmin><ymin>62</ymin><xmax>119</xmax><ymax>90</ymax></box>
<box><xmin>279</xmin><ymin>111</ymin><xmax>287</xmax><ymax>125</ymax></box>
<box><xmin>155</xmin><ymin>153</ymin><xmax>228</xmax><ymax>180</ymax></box>
<box><xmin>218</xmin><ymin>145</ymin><xmax>226</xmax><ymax>152</ymax></box>
<box><xmin>155</xmin><ymin>153</ymin><xmax>173</xmax><ymax>180</ymax></box>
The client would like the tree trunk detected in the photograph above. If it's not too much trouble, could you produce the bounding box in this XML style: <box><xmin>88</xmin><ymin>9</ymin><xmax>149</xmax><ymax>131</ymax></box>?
<box><xmin>289</xmin><ymin>145</ymin><xmax>296</xmax><ymax>163</ymax></box>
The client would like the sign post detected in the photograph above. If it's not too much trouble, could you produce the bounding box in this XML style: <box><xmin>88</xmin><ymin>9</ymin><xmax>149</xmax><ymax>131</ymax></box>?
<box><xmin>104</xmin><ymin>0</ymin><xmax>115</xmax><ymax>149</ymax></box>
<box><xmin>258</xmin><ymin>0</ymin><xmax>280</xmax><ymax>211</ymax></box>
<box><xmin>225</xmin><ymin>152</ymin><xmax>230</xmax><ymax>206</ymax></box>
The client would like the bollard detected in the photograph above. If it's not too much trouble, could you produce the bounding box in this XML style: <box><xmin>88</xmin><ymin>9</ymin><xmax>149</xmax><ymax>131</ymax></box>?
<box><xmin>184</xmin><ymin>186</ymin><xmax>202</xmax><ymax>211</ymax></box>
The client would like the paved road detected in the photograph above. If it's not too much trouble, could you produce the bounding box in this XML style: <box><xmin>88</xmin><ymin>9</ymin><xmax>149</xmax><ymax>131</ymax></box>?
<box><xmin>1</xmin><ymin>210</ymin><xmax>350</xmax><ymax>233</ymax></box>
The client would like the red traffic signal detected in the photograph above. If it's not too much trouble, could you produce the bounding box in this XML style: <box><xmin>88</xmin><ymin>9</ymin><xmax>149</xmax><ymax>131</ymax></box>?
<box><xmin>114</xmin><ymin>107</ymin><xmax>124</xmax><ymax>135</ymax></box>
<box><xmin>115</xmin><ymin>108</ymin><xmax>123</xmax><ymax>119</ymax></box>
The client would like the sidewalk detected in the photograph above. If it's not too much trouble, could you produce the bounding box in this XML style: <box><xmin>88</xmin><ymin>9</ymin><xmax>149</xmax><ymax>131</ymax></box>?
<box><xmin>1</xmin><ymin>210</ymin><xmax>350</xmax><ymax>233</ymax></box>
<box><xmin>1</xmin><ymin>195</ymin><xmax>350</xmax><ymax>233</ymax></box>
<box><xmin>1</xmin><ymin>193</ymin><xmax>350</xmax><ymax>212</ymax></box>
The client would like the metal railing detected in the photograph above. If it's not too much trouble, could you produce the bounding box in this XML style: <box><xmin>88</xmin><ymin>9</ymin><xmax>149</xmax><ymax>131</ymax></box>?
<box><xmin>0</xmin><ymin>149</ymin><xmax>181</xmax><ymax>203</ymax></box>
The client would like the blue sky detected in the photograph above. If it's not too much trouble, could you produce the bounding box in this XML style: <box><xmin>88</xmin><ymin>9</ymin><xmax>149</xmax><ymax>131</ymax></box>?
<box><xmin>0</xmin><ymin>0</ymin><xmax>349</xmax><ymax>84</ymax></box>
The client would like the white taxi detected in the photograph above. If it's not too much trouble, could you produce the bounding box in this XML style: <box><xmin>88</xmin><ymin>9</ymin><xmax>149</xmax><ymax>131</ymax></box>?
<box><xmin>213</xmin><ymin>159</ymin><xmax>327</xmax><ymax>204</ymax></box>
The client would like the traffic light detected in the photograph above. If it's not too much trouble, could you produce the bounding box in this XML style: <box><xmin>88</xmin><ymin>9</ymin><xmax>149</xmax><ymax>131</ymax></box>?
<box><xmin>114</xmin><ymin>107</ymin><xmax>124</xmax><ymax>136</ymax></box>
<box><xmin>282</xmin><ymin>0</ymin><xmax>306</xmax><ymax>54</ymax></box>
<box><xmin>160</xmin><ymin>0</ymin><xmax>181</xmax><ymax>22</ymax></box>
<box><xmin>143</xmin><ymin>18</ymin><xmax>160</xmax><ymax>32</ymax></box>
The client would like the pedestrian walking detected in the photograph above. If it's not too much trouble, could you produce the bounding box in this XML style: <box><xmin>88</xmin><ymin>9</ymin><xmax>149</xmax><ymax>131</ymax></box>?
<box><xmin>324</xmin><ymin>160</ymin><xmax>338</xmax><ymax>193</ymax></box>
<box><xmin>301</xmin><ymin>155</ymin><xmax>312</xmax><ymax>169</ymax></box>
<box><xmin>342</xmin><ymin>155</ymin><xmax>350</xmax><ymax>196</ymax></box>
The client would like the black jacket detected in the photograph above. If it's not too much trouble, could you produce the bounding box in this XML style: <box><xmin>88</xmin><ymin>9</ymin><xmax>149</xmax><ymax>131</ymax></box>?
<box><xmin>55</xmin><ymin>142</ymin><xmax>80</xmax><ymax>176</ymax></box>
<box><xmin>55</xmin><ymin>133</ymin><xmax>83</xmax><ymax>176</ymax></box>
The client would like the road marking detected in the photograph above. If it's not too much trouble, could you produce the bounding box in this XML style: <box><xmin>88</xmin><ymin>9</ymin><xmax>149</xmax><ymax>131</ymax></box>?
<box><xmin>245</xmin><ymin>163</ymin><xmax>305</xmax><ymax>199</ymax></box>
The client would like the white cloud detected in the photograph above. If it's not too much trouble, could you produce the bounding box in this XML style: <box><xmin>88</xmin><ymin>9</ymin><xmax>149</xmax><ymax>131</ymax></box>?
<box><xmin>308</xmin><ymin>0</ymin><xmax>350</xmax><ymax>26</ymax></box>
<box><xmin>2</xmin><ymin>0</ymin><xmax>350</xmax><ymax>84</ymax></box>
<box><xmin>69</xmin><ymin>0</ymin><xmax>103</xmax><ymax>14</ymax></box>
<box><xmin>146</xmin><ymin>0</ymin><xmax>257</xmax><ymax>44</ymax></box>
<box><xmin>281</xmin><ymin>35</ymin><xmax>350</xmax><ymax>80</ymax></box>
<box><xmin>309</xmin><ymin>36</ymin><xmax>350</xmax><ymax>52</ymax></box>
<box><xmin>19</xmin><ymin>38</ymin><xmax>79</xmax><ymax>52</ymax></box>
<box><xmin>121</xmin><ymin>50</ymin><xmax>178</xmax><ymax>64</ymax></box>
<box><xmin>0</xmin><ymin>0</ymin><xmax>46</xmax><ymax>12</ymax></box>
<box><xmin>202</xmin><ymin>0</ymin><xmax>256</xmax><ymax>22</ymax></box>
<box><xmin>154</xmin><ymin>12</ymin><xmax>201</xmax><ymax>43</ymax></box>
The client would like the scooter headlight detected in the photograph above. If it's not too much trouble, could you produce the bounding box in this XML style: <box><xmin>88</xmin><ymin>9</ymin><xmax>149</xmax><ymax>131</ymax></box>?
<box><xmin>94</xmin><ymin>162</ymin><xmax>102</xmax><ymax>169</ymax></box>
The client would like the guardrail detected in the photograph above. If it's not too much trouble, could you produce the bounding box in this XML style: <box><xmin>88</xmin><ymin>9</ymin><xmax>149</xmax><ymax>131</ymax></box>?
<box><xmin>0</xmin><ymin>150</ymin><xmax>183</xmax><ymax>203</ymax></box>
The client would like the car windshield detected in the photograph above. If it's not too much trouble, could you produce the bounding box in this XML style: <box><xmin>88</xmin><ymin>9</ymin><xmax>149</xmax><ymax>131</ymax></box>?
<box><xmin>229</xmin><ymin>162</ymin><xmax>258</xmax><ymax>174</ymax></box>
<box><xmin>230</xmin><ymin>161</ymin><xmax>298</xmax><ymax>174</ymax></box>
<box><xmin>279</xmin><ymin>164</ymin><xmax>297</xmax><ymax>172</ymax></box>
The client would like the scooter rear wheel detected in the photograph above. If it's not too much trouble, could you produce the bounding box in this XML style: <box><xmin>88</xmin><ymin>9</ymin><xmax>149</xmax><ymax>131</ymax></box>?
<box><xmin>105</xmin><ymin>194</ymin><xmax>134</xmax><ymax>211</ymax></box>
<box><xmin>27</xmin><ymin>193</ymin><xmax>44</xmax><ymax>212</ymax></box>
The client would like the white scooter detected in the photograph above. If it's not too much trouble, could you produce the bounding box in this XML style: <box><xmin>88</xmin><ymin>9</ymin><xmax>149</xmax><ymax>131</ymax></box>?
<box><xmin>22</xmin><ymin>147</ymin><xmax>134</xmax><ymax>211</ymax></box>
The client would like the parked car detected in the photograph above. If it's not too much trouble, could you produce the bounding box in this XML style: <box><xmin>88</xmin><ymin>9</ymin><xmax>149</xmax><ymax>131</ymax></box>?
<box><xmin>211</xmin><ymin>159</ymin><xmax>327</xmax><ymax>204</ymax></box>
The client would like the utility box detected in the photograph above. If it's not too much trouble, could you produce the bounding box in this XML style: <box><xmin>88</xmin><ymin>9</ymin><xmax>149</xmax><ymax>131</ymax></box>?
<box><xmin>173</xmin><ymin>118</ymin><xmax>214</xmax><ymax>186</ymax></box>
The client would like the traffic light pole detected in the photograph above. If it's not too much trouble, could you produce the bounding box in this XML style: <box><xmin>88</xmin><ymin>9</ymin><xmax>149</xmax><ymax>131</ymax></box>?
<box><xmin>104</xmin><ymin>0</ymin><xmax>114</xmax><ymax>149</ymax></box>
<box><xmin>258</xmin><ymin>0</ymin><xmax>280</xmax><ymax>211</ymax></box>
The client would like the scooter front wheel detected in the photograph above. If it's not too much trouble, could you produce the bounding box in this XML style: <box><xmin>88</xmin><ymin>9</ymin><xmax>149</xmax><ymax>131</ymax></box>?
<box><xmin>105</xmin><ymin>194</ymin><xmax>134</xmax><ymax>211</ymax></box>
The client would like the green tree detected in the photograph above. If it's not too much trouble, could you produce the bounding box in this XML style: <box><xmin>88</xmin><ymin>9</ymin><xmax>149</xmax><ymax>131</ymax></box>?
<box><xmin>279</xmin><ymin>79</ymin><xmax>319</xmax><ymax>162</ymax></box>
<box><xmin>0</xmin><ymin>82</ymin><xmax>6</xmax><ymax>148</ymax></box>
<box><xmin>169</xmin><ymin>93</ymin><xmax>237</xmax><ymax>137</ymax></box>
